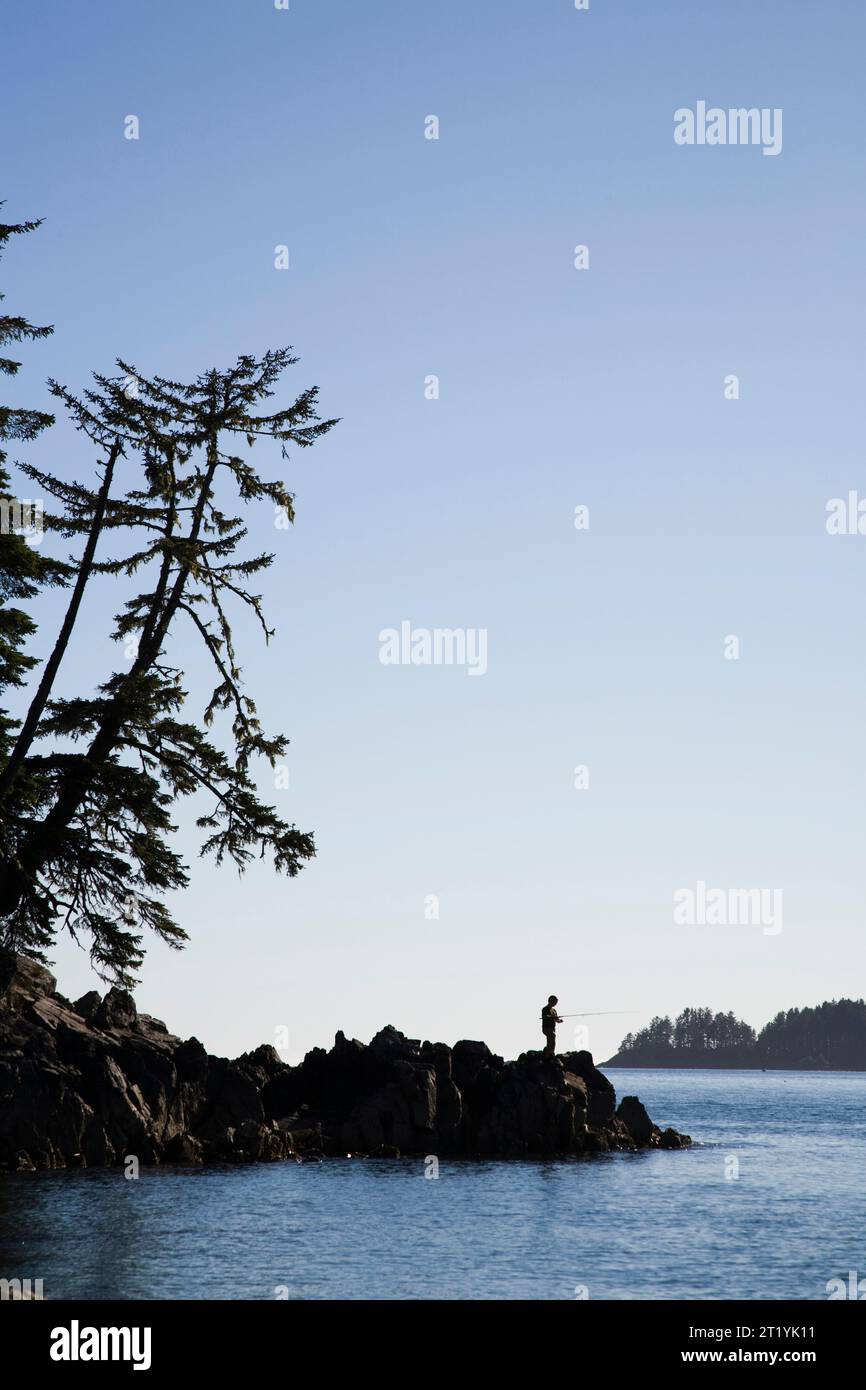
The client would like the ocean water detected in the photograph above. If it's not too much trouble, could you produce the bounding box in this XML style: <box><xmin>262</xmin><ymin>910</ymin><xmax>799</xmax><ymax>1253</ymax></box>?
<box><xmin>2</xmin><ymin>1069</ymin><xmax>864</xmax><ymax>1300</ymax></box>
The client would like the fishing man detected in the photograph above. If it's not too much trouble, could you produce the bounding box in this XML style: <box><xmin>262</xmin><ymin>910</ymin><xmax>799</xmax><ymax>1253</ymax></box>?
<box><xmin>541</xmin><ymin>995</ymin><xmax>564</xmax><ymax>1056</ymax></box>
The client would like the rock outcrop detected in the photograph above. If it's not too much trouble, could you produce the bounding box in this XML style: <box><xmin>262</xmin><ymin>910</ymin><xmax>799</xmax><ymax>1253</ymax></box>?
<box><xmin>0</xmin><ymin>952</ymin><xmax>690</xmax><ymax>1170</ymax></box>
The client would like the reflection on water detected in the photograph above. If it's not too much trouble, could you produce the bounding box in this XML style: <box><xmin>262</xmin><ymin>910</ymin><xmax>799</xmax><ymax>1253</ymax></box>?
<box><xmin>1</xmin><ymin>1070</ymin><xmax>864</xmax><ymax>1299</ymax></box>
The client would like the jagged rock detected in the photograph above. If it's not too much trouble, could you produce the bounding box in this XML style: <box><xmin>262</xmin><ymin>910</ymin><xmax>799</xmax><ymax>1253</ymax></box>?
<box><xmin>163</xmin><ymin>1132</ymin><xmax>204</xmax><ymax>1165</ymax></box>
<box><xmin>235</xmin><ymin>1044</ymin><xmax>285</xmax><ymax>1084</ymax></box>
<box><xmin>452</xmin><ymin>1039</ymin><xmax>501</xmax><ymax>1090</ymax></box>
<box><xmin>94</xmin><ymin>988</ymin><xmax>137</xmax><ymax>1031</ymax></box>
<box><xmin>174</xmin><ymin>1036</ymin><xmax>209</xmax><ymax>1082</ymax></box>
<box><xmin>228</xmin><ymin>1118</ymin><xmax>293</xmax><ymax>1163</ymax></box>
<box><xmin>0</xmin><ymin>948</ymin><xmax>56</xmax><ymax>1010</ymax></box>
<box><xmin>0</xmin><ymin>952</ymin><xmax>691</xmax><ymax>1169</ymax></box>
<box><xmin>616</xmin><ymin>1095</ymin><xmax>654</xmax><ymax>1146</ymax></box>
<box><xmin>658</xmin><ymin>1126</ymin><xmax>691</xmax><ymax>1149</ymax></box>
<box><xmin>73</xmin><ymin>991</ymin><xmax>102</xmax><ymax>1021</ymax></box>
<box><xmin>562</xmin><ymin>1050</ymin><xmax>616</xmax><ymax>1125</ymax></box>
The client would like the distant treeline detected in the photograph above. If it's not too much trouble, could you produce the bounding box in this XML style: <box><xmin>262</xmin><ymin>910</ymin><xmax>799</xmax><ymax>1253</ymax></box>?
<box><xmin>605</xmin><ymin>1000</ymin><xmax>866</xmax><ymax>1070</ymax></box>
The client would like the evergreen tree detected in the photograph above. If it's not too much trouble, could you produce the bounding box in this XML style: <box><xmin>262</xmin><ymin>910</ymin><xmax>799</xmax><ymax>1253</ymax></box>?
<box><xmin>757</xmin><ymin>999</ymin><xmax>866</xmax><ymax>1069</ymax></box>
<box><xmin>613</xmin><ymin>1006</ymin><xmax>756</xmax><ymax>1063</ymax></box>
<box><xmin>0</xmin><ymin>348</ymin><xmax>337</xmax><ymax>982</ymax></box>
<box><xmin>0</xmin><ymin>211</ymin><xmax>64</xmax><ymax>764</ymax></box>
<box><xmin>614</xmin><ymin>1001</ymin><xmax>866</xmax><ymax>1068</ymax></box>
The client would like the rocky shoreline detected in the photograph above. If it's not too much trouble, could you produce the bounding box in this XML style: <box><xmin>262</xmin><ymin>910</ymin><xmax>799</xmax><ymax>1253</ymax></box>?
<box><xmin>0</xmin><ymin>953</ymin><xmax>690</xmax><ymax>1170</ymax></box>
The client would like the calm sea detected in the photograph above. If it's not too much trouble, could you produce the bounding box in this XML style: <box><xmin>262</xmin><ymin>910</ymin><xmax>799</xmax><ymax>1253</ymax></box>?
<box><xmin>2</xmin><ymin>1069</ymin><xmax>864</xmax><ymax>1300</ymax></box>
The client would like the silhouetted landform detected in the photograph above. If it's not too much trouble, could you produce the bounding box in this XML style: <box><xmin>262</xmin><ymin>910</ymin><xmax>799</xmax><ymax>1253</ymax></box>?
<box><xmin>604</xmin><ymin>1001</ymin><xmax>866</xmax><ymax>1070</ymax></box>
<box><xmin>0</xmin><ymin>951</ymin><xmax>689</xmax><ymax>1170</ymax></box>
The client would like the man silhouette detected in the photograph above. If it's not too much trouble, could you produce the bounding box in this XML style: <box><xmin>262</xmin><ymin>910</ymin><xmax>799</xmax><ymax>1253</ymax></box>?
<box><xmin>541</xmin><ymin>995</ymin><xmax>563</xmax><ymax>1056</ymax></box>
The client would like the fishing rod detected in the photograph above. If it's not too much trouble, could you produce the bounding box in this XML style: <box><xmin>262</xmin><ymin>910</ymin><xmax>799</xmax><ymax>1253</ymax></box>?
<box><xmin>546</xmin><ymin>1011</ymin><xmax>640</xmax><ymax>1019</ymax></box>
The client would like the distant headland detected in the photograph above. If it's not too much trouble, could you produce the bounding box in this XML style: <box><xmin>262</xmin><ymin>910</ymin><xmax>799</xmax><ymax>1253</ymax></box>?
<box><xmin>604</xmin><ymin>1000</ymin><xmax>866</xmax><ymax>1070</ymax></box>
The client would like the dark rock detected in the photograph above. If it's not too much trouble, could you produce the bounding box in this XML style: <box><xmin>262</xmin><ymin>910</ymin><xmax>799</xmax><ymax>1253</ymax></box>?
<box><xmin>452</xmin><ymin>1039</ymin><xmax>501</xmax><ymax>1090</ymax></box>
<box><xmin>369</xmin><ymin>1024</ymin><xmax>416</xmax><ymax>1060</ymax></box>
<box><xmin>236</xmin><ymin>1043</ymin><xmax>284</xmax><ymax>1082</ymax></box>
<box><xmin>658</xmin><ymin>1126</ymin><xmax>691</xmax><ymax>1150</ymax></box>
<box><xmin>163</xmin><ymin>1132</ymin><xmax>204</xmax><ymax>1165</ymax></box>
<box><xmin>0</xmin><ymin>950</ymin><xmax>56</xmax><ymax>1010</ymax></box>
<box><xmin>73</xmin><ymin>991</ymin><xmax>102</xmax><ymax>1020</ymax></box>
<box><xmin>561</xmin><ymin>1050</ymin><xmax>616</xmax><ymax>1125</ymax></box>
<box><xmin>0</xmin><ymin>951</ymin><xmax>691</xmax><ymax>1169</ymax></box>
<box><xmin>174</xmin><ymin>1036</ymin><xmax>209</xmax><ymax>1083</ymax></box>
<box><xmin>617</xmin><ymin>1095</ymin><xmax>654</xmax><ymax>1146</ymax></box>
<box><xmin>94</xmin><ymin>988</ymin><xmax>137</xmax><ymax>1031</ymax></box>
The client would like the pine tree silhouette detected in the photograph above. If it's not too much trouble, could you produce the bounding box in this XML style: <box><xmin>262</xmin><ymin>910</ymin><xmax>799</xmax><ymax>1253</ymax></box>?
<box><xmin>0</xmin><ymin>335</ymin><xmax>338</xmax><ymax>983</ymax></box>
<box><xmin>0</xmin><ymin>211</ymin><xmax>63</xmax><ymax>765</ymax></box>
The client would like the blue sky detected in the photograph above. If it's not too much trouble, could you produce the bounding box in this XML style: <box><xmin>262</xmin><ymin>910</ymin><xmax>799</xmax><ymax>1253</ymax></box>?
<box><xmin>3</xmin><ymin>1</ymin><xmax>864</xmax><ymax>1063</ymax></box>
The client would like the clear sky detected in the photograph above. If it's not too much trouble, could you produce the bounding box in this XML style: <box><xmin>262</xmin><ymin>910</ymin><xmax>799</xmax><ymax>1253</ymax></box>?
<box><xmin>3</xmin><ymin>1</ymin><xmax>864</xmax><ymax>1064</ymax></box>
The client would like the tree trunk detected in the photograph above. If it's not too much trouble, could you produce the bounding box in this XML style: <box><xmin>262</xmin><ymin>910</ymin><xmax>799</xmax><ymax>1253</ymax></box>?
<box><xmin>0</xmin><ymin>439</ymin><xmax>122</xmax><ymax>801</ymax></box>
<box><xmin>0</xmin><ymin>443</ymin><xmax>216</xmax><ymax>918</ymax></box>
